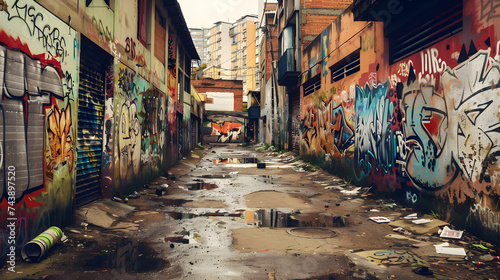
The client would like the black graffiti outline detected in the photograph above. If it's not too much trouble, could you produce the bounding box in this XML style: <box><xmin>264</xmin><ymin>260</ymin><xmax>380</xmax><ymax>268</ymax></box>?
<box><xmin>6</xmin><ymin>0</ymin><xmax>68</xmax><ymax>61</ymax></box>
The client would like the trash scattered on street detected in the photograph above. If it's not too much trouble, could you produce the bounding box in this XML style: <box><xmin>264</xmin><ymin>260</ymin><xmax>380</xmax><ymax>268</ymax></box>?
<box><xmin>341</xmin><ymin>187</ymin><xmax>361</xmax><ymax>195</ymax></box>
<box><xmin>434</xmin><ymin>242</ymin><xmax>467</xmax><ymax>256</ymax></box>
<box><xmin>404</xmin><ymin>213</ymin><xmax>418</xmax><ymax>220</ymax></box>
<box><xmin>439</xmin><ymin>226</ymin><xmax>464</xmax><ymax>239</ymax></box>
<box><xmin>412</xmin><ymin>266</ymin><xmax>433</xmax><ymax>275</ymax></box>
<box><xmin>128</xmin><ymin>191</ymin><xmax>140</xmax><ymax>199</ymax></box>
<box><xmin>412</xmin><ymin>219</ymin><xmax>432</xmax><ymax>225</ymax></box>
<box><xmin>21</xmin><ymin>226</ymin><xmax>64</xmax><ymax>262</ymax></box>
<box><xmin>370</xmin><ymin>217</ymin><xmax>391</xmax><ymax>223</ymax></box>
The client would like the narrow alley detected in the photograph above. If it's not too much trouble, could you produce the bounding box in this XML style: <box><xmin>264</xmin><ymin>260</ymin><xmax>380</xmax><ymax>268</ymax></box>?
<box><xmin>4</xmin><ymin>143</ymin><xmax>499</xmax><ymax>279</ymax></box>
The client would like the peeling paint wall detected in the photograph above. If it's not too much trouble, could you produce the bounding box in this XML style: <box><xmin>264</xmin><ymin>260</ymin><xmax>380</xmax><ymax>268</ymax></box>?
<box><xmin>300</xmin><ymin>1</ymin><xmax>500</xmax><ymax>244</ymax></box>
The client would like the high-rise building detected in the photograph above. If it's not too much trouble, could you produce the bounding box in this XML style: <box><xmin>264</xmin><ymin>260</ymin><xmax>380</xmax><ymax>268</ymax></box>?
<box><xmin>204</xmin><ymin>21</ymin><xmax>232</xmax><ymax>79</ymax></box>
<box><xmin>189</xmin><ymin>27</ymin><xmax>210</xmax><ymax>67</ymax></box>
<box><xmin>230</xmin><ymin>15</ymin><xmax>259</xmax><ymax>101</ymax></box>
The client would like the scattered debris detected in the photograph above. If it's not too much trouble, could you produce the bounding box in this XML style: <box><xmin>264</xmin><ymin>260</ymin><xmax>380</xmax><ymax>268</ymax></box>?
<box><xmin>112</xmin><ymin>197</ymin><xmax>128</xmax><ymax>203</ymax></box>
<box><xmin>21</xmin><ymin>226</ymin><xmax>64</xmax><ymax>262</ymax></box>
<box><xmin>341</xmin><ymin>187</ymin><xmax>362</xmax><ymax>195</ymax></box>
<box><xmin>404</xmin><ymin>213</ymin><xmax>418</xmax><ymax>220</ymax></box>
<box><xmin>412</xmin><ymin>219</ymin><xmax>433</xmax><ymax>225</ymax></box>
<box><xmin>412</xmin><ymin>266</ymin><xmax>433</xmax><ymax>275</ymax></box>
<box><xmin>128</xmin><ymin>191</ymin><xmax>140</xmax><ymax>199</ymax></box>
<box><xmin>434</xmin><ymin>242</ymin><xmax>467</xmax><ymax>256</ymax></box>
<box><xmin>439</xmin><ymin>226</ymin><xmax>464</xmax><ymax>239</ymax></box>
<box><xmin>370</xmin><ymin>217</ymin><xmax>391</xmax><ymax>223</ymax></box>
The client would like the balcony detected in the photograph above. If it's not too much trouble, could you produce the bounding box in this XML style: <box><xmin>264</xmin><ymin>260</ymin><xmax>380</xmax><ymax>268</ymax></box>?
<box><xmin>278</xmin><ymin>48</ymin><xmax>300</xmax><ymax>86</ymax></box>
<box><xmin>279</xmin><ymin>0</ymin><xmax>300</xmax><ymax>27</ymax></box>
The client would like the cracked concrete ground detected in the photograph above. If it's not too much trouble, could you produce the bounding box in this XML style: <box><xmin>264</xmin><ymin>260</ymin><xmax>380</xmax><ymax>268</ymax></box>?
<box><xmin>2</xmin><ymin>143</ymin><xmax>499</xmax><ymax>280</ymax></box>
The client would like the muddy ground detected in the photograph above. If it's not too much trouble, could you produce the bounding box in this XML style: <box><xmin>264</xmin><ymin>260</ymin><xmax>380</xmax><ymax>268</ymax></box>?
<box><xmin>2</xmin><ymin>143</ymin><xmax>500</xmax><ymax>280</ymax></box>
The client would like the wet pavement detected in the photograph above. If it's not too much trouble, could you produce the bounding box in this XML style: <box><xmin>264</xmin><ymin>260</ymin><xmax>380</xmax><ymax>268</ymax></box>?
<box><xmin>2</xmin><ymin>143</ymin><xmax>500</xmax><ymax>279</ymax></box>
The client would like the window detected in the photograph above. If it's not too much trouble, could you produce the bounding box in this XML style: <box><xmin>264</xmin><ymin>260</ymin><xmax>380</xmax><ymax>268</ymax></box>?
<box><xmin>154</xmin><ymin>8</ymin><xmax>166</xmax><ymax>64</ymax></box>
<box><xmin>330</xmin><ymin>49</ymin><xmax>360</xmax><ymax>83</ymax></box>
<box><xmin>387</xmin><ymin>0</ymin><xmax>462</xmax><ymax>63</ymax></box>
<box><xmin>303</xmin><ymin>74</ymin><xmax>321</xmax><ymax>96</ymax></box>
<box><xmin>138</xmin><ymin>0</ymin><xmax>147</xmax><ymax>47</ymax></box>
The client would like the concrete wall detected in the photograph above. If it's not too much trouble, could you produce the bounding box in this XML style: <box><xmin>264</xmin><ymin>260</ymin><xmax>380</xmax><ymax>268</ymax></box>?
<box><xmin>0</xmin><ymin>0</ymin><xmax>79</xmax><ymax>265</ymax></box>
<box><xmin>300</xmin><ymin>1</ymin><xmax>500</xmax><ymax>244</ymax></box>
<box><xmin>0</xmin><ymin>0</ymin><xmax>196</xmax><ymax>265</ymax></box>
<box><xmin>192</xmin><ymin>79</ymin><xmax>243</xmax><ymax>111</ymax></box>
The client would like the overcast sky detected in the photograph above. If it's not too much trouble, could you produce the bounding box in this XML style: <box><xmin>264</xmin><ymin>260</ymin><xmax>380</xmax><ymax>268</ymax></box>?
<box><xmin>177</xmin><ymin>0</ymin><xmax>259</xmax><ymax>28</ymax></box>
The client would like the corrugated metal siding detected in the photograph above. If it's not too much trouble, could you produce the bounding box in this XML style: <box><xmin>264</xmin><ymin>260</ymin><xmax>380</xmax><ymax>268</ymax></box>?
<box><xmin>75</xmin><ymin>62</ymin><xmax>105</xmax><ymax>206</ymax></box>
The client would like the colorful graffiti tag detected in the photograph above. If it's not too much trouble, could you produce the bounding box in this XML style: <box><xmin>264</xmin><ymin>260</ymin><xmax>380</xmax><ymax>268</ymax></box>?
<box><xmin>0</xmin><ymin>0</ymin><xmax>78</xmax><ymax>265</ymax></box>
<box><xmin>114</xmin><ymin>63</ymin><xmax>167</xmax><ymax>194</ymax></box>
<box><xmin>399</xmin><ymin>49</ymin><xmax>500</xmax><ymax>191</ymax></box>
<box><xmin>209</xmin><ymin>121</ymin><xmax>243</xmax><ymax>143</ymax></box>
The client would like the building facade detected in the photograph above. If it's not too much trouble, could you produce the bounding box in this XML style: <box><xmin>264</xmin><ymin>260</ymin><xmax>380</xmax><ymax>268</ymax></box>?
<box><xmin>276</xmin><ymin>0</ymin><xmax>352</xmax><ymax>150</ymax></box>
<box><xmin>192</xmin><ymin>78</ymin><xmax>245</xmax><ymax>143</ymax></box>
<box><xmin>189</xmin><ymin>27</ymin><xmax>209</xmax><ymax>67</ymax></box>
<box><xmin>204</xmin><ymin>21</ymin><xmax>232</xmax><ymax>80</ymax></box>
<box><xmin>300</xmin><ymin>0</ymin><xmax>500</xmax><ymax>245</ymax></box>
<box><xmin>0</xmin><ymin>0</ymin><xmax>199</xmax><ymax>265</ymax></box>
<box><xmin>230</xmin><ymin>15</ymin><xmax>259</xmax><ymax>101</ymax></box>
<box><xmin>258</xmin><ymin>2</ymin><xmax>280</xmax><ymax>145</ymax></box>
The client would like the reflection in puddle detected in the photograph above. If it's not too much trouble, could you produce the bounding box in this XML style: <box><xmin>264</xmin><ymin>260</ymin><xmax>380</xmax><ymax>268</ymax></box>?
<box><xmin>188</xmin><ymin>181</ymin><xmax>218</xmax><ymax>190</ymax></box>
<box><xmin>213</xmin><ymin>158</ymin><xmax>260</xmax><ymax>164</ymax></box>
<box><xmin>154</xmin><ymin>198</ymin><xmax>192</xmax><ymax>206</ymax></box>
<box><xmin>166</xmin><ymin>212</ymin><xmax>197</xmax><ymax>219</ymax></box>
<box><xmin>83</xmin><ymin>239</ymin><xmax>168</xmax><ymax>273</ymax></box>
<box><xmin>256</xmin><ymin>209</ymin><xmax>346</xmax><ymax>228</ymax></box>
<box><xmin>199</xmin><ymin>174</ymin><xmax>230</xmax><ymax>179</ymax></box>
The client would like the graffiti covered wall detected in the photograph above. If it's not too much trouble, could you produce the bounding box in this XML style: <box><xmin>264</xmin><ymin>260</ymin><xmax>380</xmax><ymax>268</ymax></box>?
<box><xmin>204</xmin><ymin>115</ymin><xmax>245</xmax><ymax>143</ymax></box>
<box><xmin>114</xmin><ymin>63</ymin><xmax>167</xmax><ymax>195</ymax></box>
<box><xmin>300</xmin><ymin>2</ymin><xmax>500</xmax><ymax>244</ymax></box>
<box><xmin>0</xmin><ymin>0</ymin><xmax>79</xmax><ymax>262</ymax></box>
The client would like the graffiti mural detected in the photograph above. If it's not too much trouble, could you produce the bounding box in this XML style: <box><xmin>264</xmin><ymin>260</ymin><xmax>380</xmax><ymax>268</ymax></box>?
<box><xmin>399</xmin><ymin>49</ymin><xmax>500</xmax><ymax>191</ymax></box>
<box><xmin>209</xmin><ymin>121</ymin><xmax>243</xmax><ymax>143</ymax></box>
<box><xmin>302</xmin><ymin>91</ymin><xmax>355</xmax><ymax>156</ymax></box>
<box><xmin>0</xmin><ymin>0</ymin><xmax>78</xmax><ymax>265</ymax></box>
<box><xmin>114</xmin><ymin>63</ymin><xmax>168</xmax><ymax>194</ymax></box>
<box><xmin>354</xmin><ymin>82</ymin><xmax>401</xmax><ymax>179</ymax></box>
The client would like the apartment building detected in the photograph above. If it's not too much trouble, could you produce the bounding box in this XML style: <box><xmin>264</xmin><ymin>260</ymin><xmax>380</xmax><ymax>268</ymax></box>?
<box><xmin>204</xmin><ymin>21</ymin><xmax>232</xmax><ymax>79</ymax></box>
<box><xmin>230</xmin><ymin>15</ymin><xmax>259</xmax><ymax>102</ymax></box>
<box><xmin>189</xmin><ymin>27</ymin><xmax>210</xmax><ymax>67</ymax></box>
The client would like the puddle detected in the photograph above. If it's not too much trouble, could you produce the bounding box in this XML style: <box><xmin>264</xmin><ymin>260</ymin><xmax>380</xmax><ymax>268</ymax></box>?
<box><xmin>154</xmin><ymin>198</ymin><xmax>192</xmax><ymax>206</ymax></box>
<box><xmin>166</xmin><ymin>211</ymin><xmax>242</xmax><ymax>219</ymax></box>
<box><xmin>83</xmin><ymin>239</ymin><xmax>168</xmax><ymax>273</ymax></box>
<box><xmin>213</xmin><ymin>158</ymin><xmax>260</xmax><ymax>164</ymax></box>
<box><xmin>199</xmin><ymin>174</ymin><xmax>231</xmax><ymax>179</ymax></box>
<box><xmin>188</xmin><ymin>181</ymin><xmax>218</xmax><ymax>190</ymax></box>
<box><xmin>256</xmin><ymin>209</ymin><xmax>346</xmax><ymax>228</ymax></box>
<box><xmin>166</xmin><ymin>212</ymin><xmax>197</xmax><ymax>219</ymax></box>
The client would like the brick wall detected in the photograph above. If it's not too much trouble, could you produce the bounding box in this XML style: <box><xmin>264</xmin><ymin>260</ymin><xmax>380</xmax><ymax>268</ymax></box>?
<box><xmin>192</xmin><ymin>78</ymin><xmax>244</xmax><ymax>111</ymax></box>
<box><xmin>302</xmin><ymin>14</ymin><xmax>340</xmax><ymax>47</ymax></box>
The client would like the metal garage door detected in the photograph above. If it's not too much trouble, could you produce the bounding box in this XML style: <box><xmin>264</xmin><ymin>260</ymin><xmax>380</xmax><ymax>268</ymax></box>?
<box><xmin>75</xmin><ymin>50</ymin><xmax>106</xmax><ymax>206</ymax></box>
